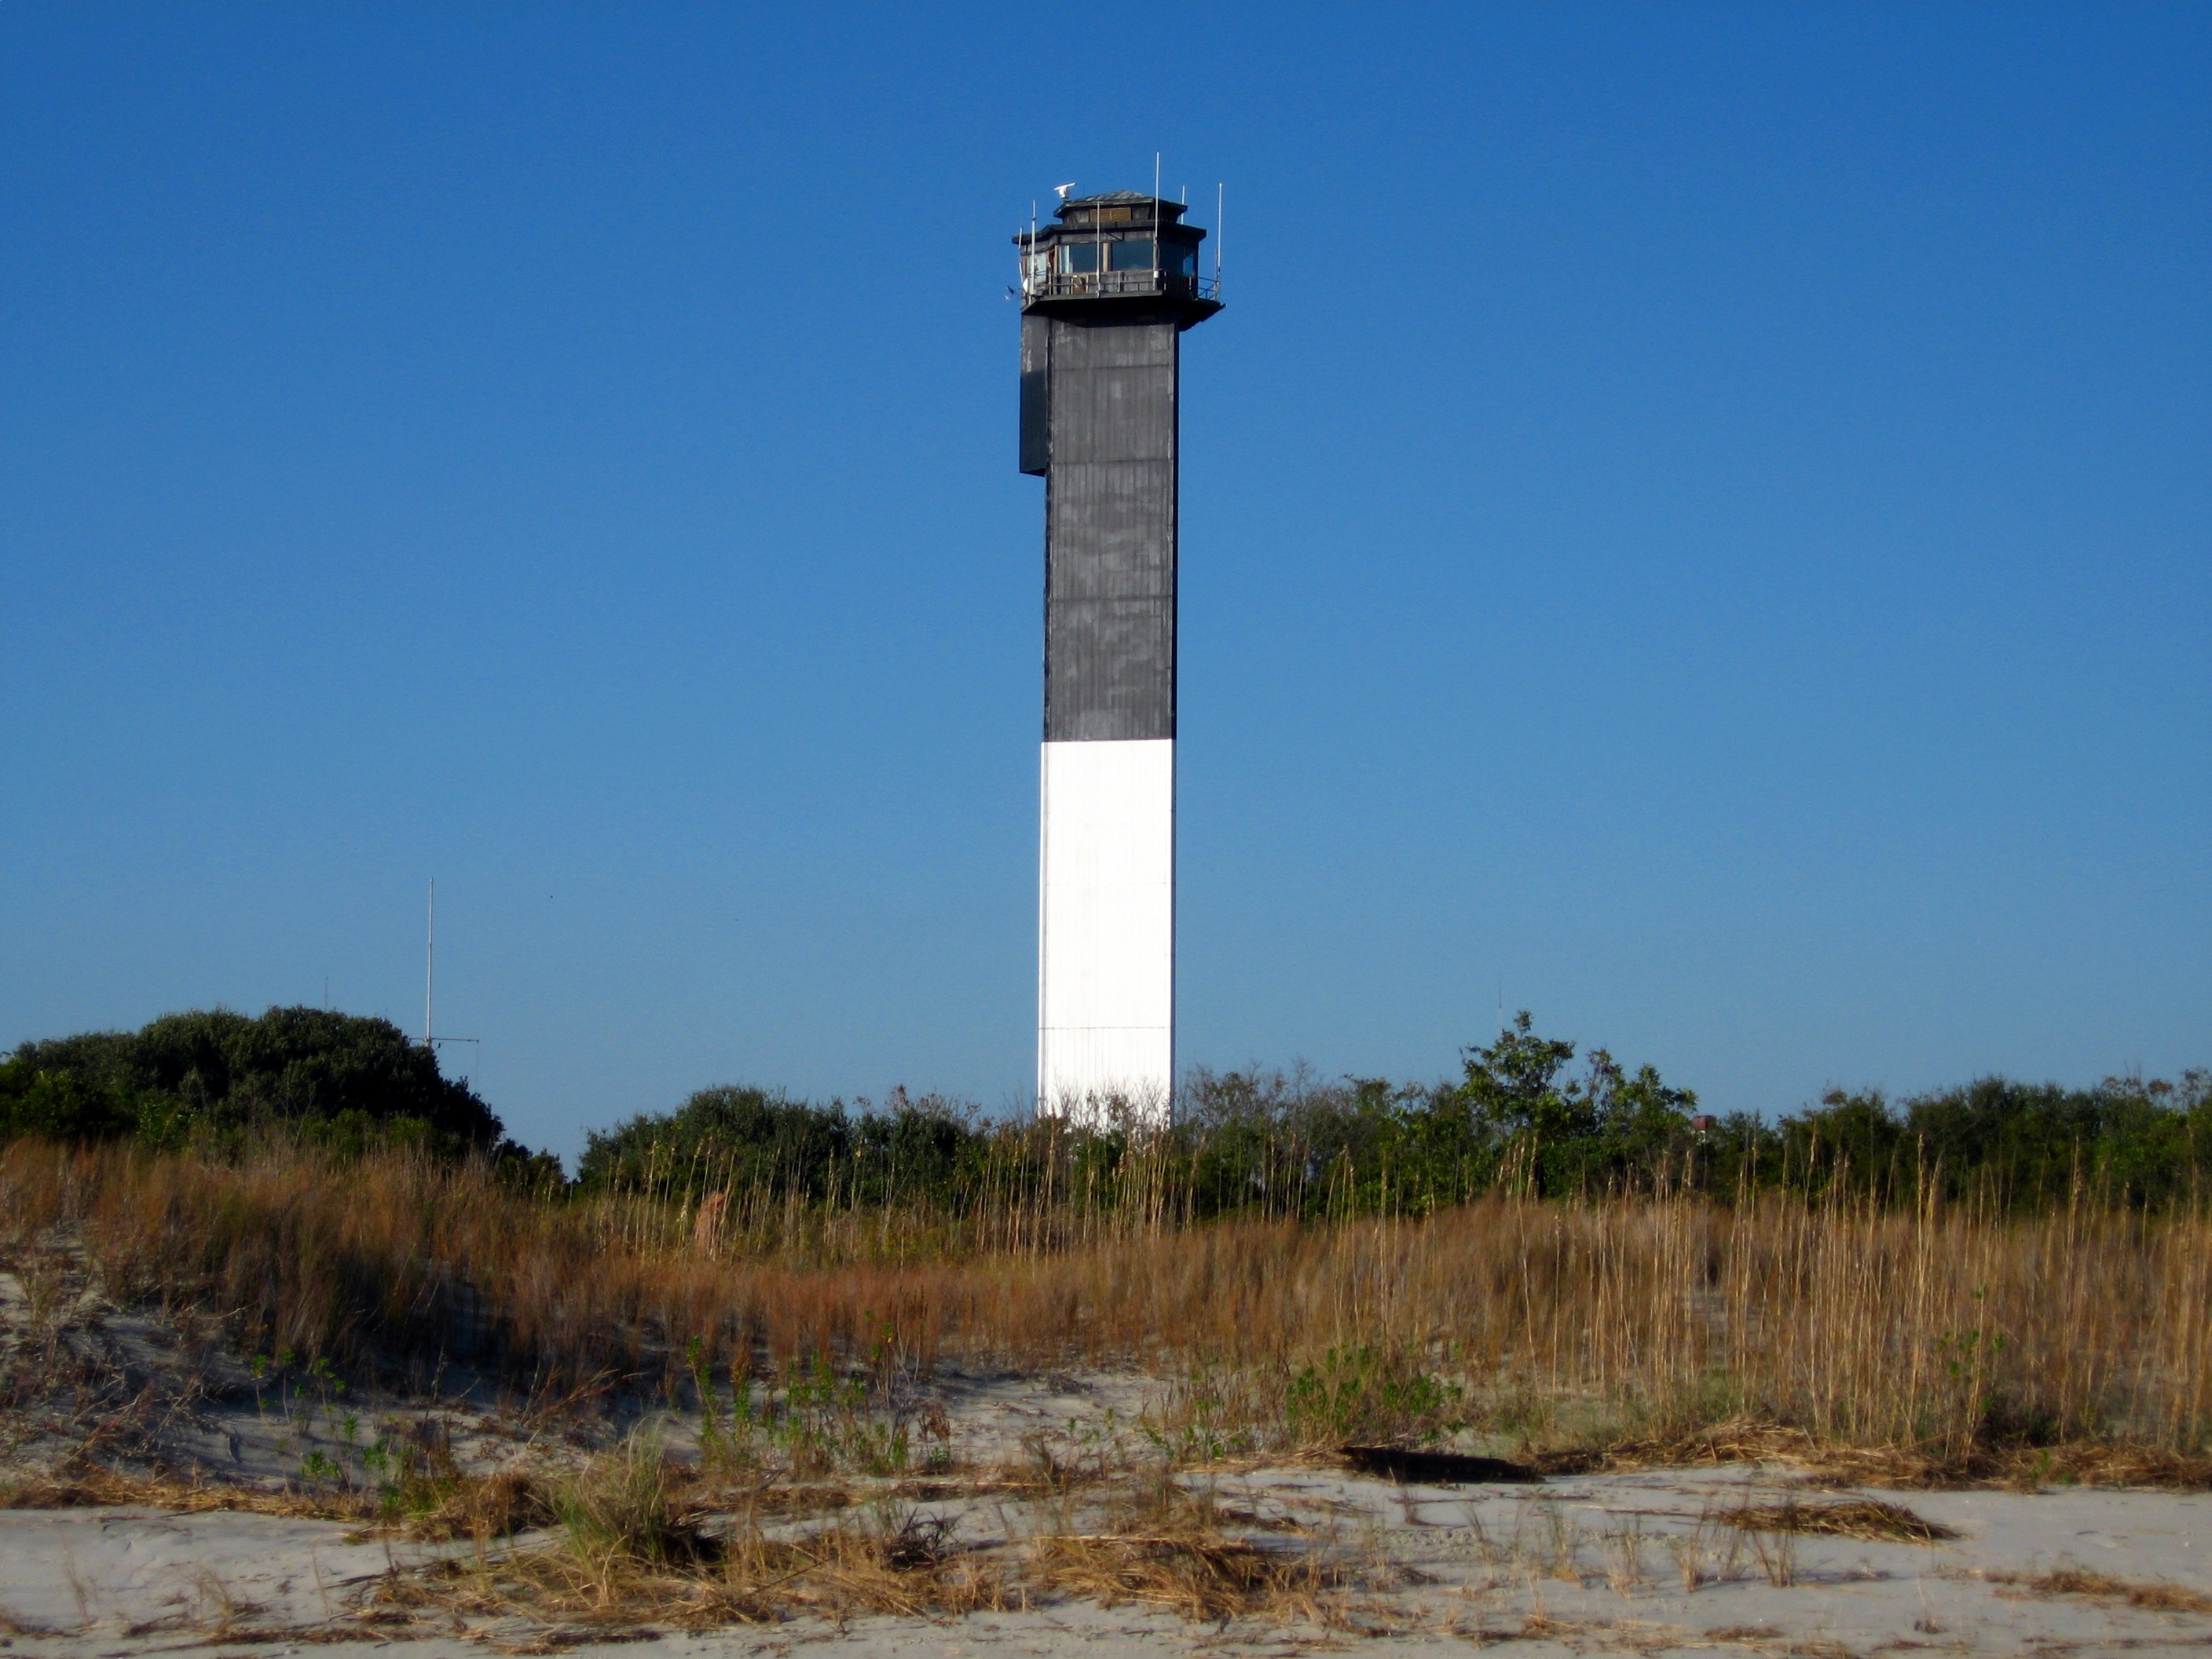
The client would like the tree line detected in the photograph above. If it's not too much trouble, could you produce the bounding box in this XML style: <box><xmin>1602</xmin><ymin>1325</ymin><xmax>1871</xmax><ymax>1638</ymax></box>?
<box><xmin>575</xmin><ymin>1013</ymin><xmax>2211</xmax><ymax>1216</ymax></box>
<box><xmin>7</xmin><ymin>1006</ymin><xmax>2206</xmax><ymax>1213</ymax></box>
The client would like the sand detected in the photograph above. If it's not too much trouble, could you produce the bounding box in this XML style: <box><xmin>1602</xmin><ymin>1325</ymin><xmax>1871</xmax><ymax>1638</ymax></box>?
<box><xmin>2</xmin><ymin>1459</ymin><xmax>2207</xmax><ymax>1657</ymax></box>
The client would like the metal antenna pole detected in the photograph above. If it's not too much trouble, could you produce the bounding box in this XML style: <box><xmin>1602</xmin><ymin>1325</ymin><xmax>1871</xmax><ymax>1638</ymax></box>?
<box><xmin>1153</xmin><ymin>152</ymin><xmax>1161</xmax><ymax>282</ymax></box>
<box><xmin>1214</xmin><ymin>183</ymin><xmax>1224</xmax><ymax>295</ymax></box>
<box><xmin>419</xmin><ymin>877</ymin><xmax>480</xmax><ymax>1075</ymax></box>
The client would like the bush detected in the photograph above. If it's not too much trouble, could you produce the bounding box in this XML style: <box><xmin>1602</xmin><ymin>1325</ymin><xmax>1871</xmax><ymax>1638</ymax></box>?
<box><xmin>1707</xmin><ymin>1068</ymin><xmax>2212</xmax><ymax>1210</ymax></box>
<box><xmin>576</xmin><ymin>1084</ymin><xmax>986</xmax><ymax>1207</ymax></box>
<box><xmin>574</xmin><ymin>1017</ymin><xmax>1710</xmax><ymax>1220</ymax></box>
<box><xmin>579</xmin><ymin>1015</ymin><xmax>2209</xmax><ymax>1221</ymax></box>
<box><xmin>1</xmin><ymin>1005</ymin><xmax>518</xmax><ymax>1158</ymax></box>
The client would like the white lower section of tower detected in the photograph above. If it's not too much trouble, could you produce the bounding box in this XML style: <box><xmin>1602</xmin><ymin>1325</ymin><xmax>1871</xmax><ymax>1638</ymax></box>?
<box><xmin>1038</xmin><ymin>738</ymin><xmax>1174</xmax><ymax>1125</ymax></box>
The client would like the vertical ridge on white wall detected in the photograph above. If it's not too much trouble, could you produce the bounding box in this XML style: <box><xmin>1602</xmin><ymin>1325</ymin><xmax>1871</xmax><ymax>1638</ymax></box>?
<box><xmin>1038</xmin><ymin>737</ymin><xmax>1174</xmax><ymax>1122</ymax></box>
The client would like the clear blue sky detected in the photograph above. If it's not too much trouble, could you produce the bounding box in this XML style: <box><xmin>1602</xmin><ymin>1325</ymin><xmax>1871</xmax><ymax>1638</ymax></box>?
<box><xmin>3</xmin><ymin>5</ymin><xmax>2205</xmax><ymax>1159</ymax></box>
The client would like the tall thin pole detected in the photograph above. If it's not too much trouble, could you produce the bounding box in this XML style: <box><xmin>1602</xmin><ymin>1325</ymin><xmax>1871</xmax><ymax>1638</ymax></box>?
<box><xmin>1152</xmin><ymin>152</ymin><xmax>1161</xmax><ymax>283</ymax></box>
<box><xmin>424</xmin><ymin>878</ymin><xmax>435</xmax><ymax>1046</ymax></box>
<box><xmin>1214</xmin><ymin>183</ymin><xmax>1224</xmax><ymax>296</ymax></box>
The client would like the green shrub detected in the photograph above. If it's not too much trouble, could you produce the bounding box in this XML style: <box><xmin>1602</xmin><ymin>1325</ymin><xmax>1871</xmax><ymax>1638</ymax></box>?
<box><xmin>1284</xmin><ymin>1345</ymin><xmax>1466</xmax><ymax>1446</ymax></box>
<box><xmin>1</xmin><ymin>1005</ymin><xmax>519</xmax><ymax>1159</ymax></box>
<box><xmin>580</xmin><ymin>1015</ymin><xmax>2208</xmax><ymax>1220</ymax></box>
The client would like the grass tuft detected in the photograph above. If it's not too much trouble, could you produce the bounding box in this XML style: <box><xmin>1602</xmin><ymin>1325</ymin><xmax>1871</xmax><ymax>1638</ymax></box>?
<box><xmin>1994</xmin><ymin>1566</ymin><xmax>2212</xmax><ymax>1613</ymax></box>
<box><xmin>1719</xmin><ymin>1497</ymin><xmax>1957</xmax><ymax>1544</ymax></box>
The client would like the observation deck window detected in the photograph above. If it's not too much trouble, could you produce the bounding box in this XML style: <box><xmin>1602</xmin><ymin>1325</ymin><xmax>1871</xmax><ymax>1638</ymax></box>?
<box><xmin>1022</xmin><ymin>229</ymin><xmax>1215</xmax><ymax>305</ymax></box>
<box><xmin>1050</xmin><ymin>239</ymin><xmax>1200</xmax><ymax>276</ymax></box>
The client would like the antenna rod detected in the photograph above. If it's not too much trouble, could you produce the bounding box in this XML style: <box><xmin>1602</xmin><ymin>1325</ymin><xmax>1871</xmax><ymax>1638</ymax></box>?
<box><xmin>1153</xmin><ymin>152</ymin><xmax>1161</xmax><ymax>281</ymax></box>
<box><xmin>424</xmin><ymin>878</ymin><xmax>435</xmax><ymax>1046</ymax></box>
<box><xmin>1214</xmin><ymin>182</ymin><xmax>1224</xmax><ymax>295</ymax></box>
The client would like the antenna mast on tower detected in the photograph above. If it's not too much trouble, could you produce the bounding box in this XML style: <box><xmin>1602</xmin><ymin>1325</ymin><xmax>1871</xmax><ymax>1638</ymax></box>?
<box><xmin>421</xmin><ymin>877</ymin><xmax>479</xmax><ymax>1080</ymax></box>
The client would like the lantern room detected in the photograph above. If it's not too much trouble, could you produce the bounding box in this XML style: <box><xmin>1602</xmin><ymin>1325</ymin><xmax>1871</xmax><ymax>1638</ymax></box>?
<box><xmin>1015</xmin><ymin>190</ymin><xmax>1220</xmax><ymax>324</ymax></box>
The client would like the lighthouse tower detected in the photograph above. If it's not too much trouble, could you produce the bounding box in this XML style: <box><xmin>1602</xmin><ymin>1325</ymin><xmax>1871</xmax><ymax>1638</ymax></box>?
<box><xmin>1016</xmin><ymin>191</ymin><xmax>1221</xmax><ymax>1123</ymax></box>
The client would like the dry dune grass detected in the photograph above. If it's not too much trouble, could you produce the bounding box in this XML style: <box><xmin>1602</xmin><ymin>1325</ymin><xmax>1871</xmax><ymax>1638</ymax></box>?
<box><xmin>0</xmin><ymin>1458</ymin><xmax>558</xmax><ymax>1547</ymax></box>
<box><xmin>372</xmin><ymin>1447</ymin><xmax>1013</xmax><ymax>1632</ymax></box>
<box><xmin>359</xmin><ymin>1443</ymin><xmax>1375</xmax><ymax>1636</ymax></box>
<box><xmin>1532</xmin><ymin>1422</ymin><xmax>2212</xmax><ymax>1489</ymax></box>
<box><xmin>5</xmin><ymin>1137</ymin><xmax>2212</xmax><ymax>1468</ymax></box>
<box><xmin>1994</xmin><ymin>1566</ymin><xmax>2212</xmax><ymax>1614</ymax></box>
<box><xmin>1028</xmin><ymin>1529</ymin><xmax>1338</xmax><ymax>1624</ymax></box>
<box><xmin>1716</xmin><ymin>1497</ymin><xmax>1957</xmax><ymax>1544</ymax></box>
<box><xmin>1024</xmin><ymin>1467</ymin><xmax>1371</xmax><ymax>1626</ymax></box>
<box><xmin>0</xmin><ymin>1461</ymin><xmax>379</xmax><ymax>1521</ymax></box>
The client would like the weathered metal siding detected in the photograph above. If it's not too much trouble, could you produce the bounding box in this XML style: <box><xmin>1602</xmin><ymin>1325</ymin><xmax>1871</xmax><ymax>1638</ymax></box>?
<box><xmin>1042</xmin><ymin>317</ymin><xmax>1179</xmax><ymax>742</ymax></box>
<box><xmin>1019</xmin><ymin>313</ymin><xmax>1050</xmax><ymax>477</ymax></box>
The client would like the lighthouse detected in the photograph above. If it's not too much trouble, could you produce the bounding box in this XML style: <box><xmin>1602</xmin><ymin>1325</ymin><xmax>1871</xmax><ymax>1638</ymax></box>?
<box><xmin>1016</xmin><ymin>190</ymin><xmax>1221</xmax><ymax>1123</ymax></box>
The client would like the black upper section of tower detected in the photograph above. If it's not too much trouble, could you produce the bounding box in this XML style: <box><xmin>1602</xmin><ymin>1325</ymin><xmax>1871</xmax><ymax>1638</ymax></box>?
<box><xmin>1018</xmin><ymin>190</ymin><xmax>1220</xmax><ymax>745</ymax></box>
<box><xmin>1014</xmin><ymin>192</ymin><xmax>1221</xmax><ymax>330</ymax></box>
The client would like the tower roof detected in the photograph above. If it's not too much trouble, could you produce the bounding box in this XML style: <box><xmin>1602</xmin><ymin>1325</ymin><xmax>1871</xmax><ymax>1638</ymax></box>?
<box><xmin>1054</xmin><ymin>191</ymin><xmax>1189</xmax><ymax>227</ymax></box>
